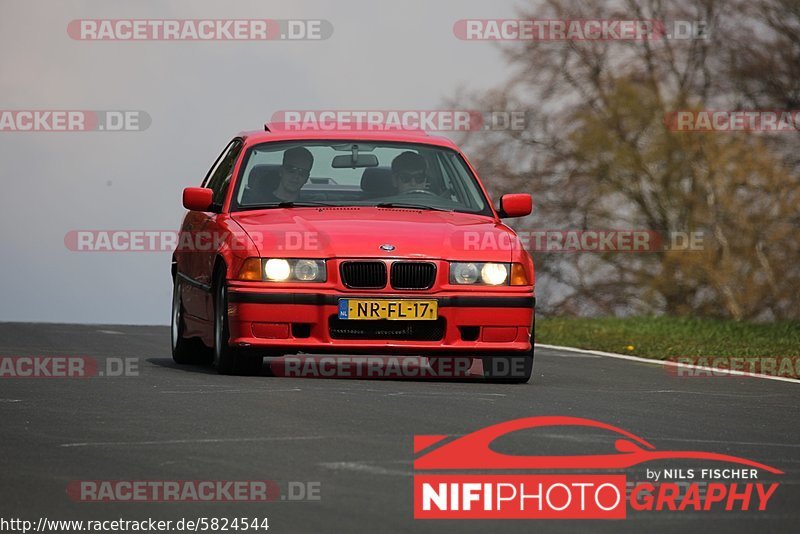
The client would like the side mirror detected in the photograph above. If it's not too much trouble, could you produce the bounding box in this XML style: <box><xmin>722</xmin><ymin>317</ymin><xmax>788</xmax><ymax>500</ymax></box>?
<box><xmin>183</xmin><ymin>187</ymin><xmax>213</xmax><ymax>211</ymax></box>
<box><xmin>498</xmin><ymin>193</ymin><xmax>532</xmax><ymax>218</ymax></box>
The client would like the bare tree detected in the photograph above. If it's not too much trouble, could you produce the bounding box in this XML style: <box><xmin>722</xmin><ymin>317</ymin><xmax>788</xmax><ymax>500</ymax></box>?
<box><xmin>452</xmin><ymin>0</ymin><xmax>800</xmax><ymax>320</ymax></box>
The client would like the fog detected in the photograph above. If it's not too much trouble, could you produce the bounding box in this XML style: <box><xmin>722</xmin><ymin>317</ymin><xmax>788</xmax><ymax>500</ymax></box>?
<box><xmin>0</xmin><ymin>0</ymin><xmax>519</xmax><ymax>324</ymax></box>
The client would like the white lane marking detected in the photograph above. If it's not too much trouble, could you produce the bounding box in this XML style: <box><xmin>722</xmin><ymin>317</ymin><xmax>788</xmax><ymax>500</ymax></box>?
<box><xmin>294</xmin><ymin>387</ymin><xmax>505</xmax><ymax>398</ymax></box>
<box><xmin>97</xmin><ymin>329</ymin><xmax>124</xmax><ymax>335</ymax></box>
<box><xmin>319</xmin><ymin>461</ymin><xmax>411</xmax><ymax>477</ymax></box>
<box><xmin>645</xmin><ymin>436</ymin><xmax>800</xmax><ymax>449</ymax></box>
<box><xmin>536</xmin><ymin>343</ymin><xmax>800</xmax><ymax>384</ymax></box>
<box><xmin>0</xmin><ymin>399</ymin><xmax>21</xmax><ymax>403</ymax></box>
<box><xmin>547</xmin><ymin>352</ymin><xmax>602</xmax><ymax>358</ymax></box>
<box><xmin>526</xmin><ymin>431</ymin><xmax>800</xmax><ymax>450</ymax></box>
<box><xmin>60</xmin><ymin>436</ymin><xmax>335</xmax><ymax>448</ymax></box>
<box><xmin>646</xmin><ymin>389</ymin><xmax>789</xmax><ymax>398</ymax></box>
<box><xmin>385</xmin><ymin>393</ymin><xmax>499</xmax><ymax>402</ymax></box>
<box><xmin>386</xmin><ymin>391</ymin><xmax>505</xmax><ymax>397</ymax></box>
<box><xmin>160</xmin><ymin>384</ymin><xmax>258</xmax><ymax>388</ymax></box>
<box><xmin>159</xmin><ymin>388</ymin><xmax>301</xmax><ymax>394</ymax></box>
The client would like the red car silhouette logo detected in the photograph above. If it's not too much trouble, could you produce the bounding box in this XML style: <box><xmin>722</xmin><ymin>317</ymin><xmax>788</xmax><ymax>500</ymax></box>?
<box><xmin>414</xmin><ymin>416</ymin><xmax>783</xmax><ymax>473</ymax></box>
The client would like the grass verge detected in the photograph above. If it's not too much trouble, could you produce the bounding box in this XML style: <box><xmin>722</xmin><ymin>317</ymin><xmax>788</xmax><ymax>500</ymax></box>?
<box><xmin>536</xmin><ymin>316</ymin><xmax>800</xmax><ymax>360</ymax></box>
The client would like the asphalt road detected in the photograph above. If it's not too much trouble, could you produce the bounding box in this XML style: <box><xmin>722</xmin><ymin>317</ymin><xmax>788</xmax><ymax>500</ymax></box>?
<box><xmin>1</xmin><ymin>322</ymin><xmax>798</xmax><ymax>533</ymax></box>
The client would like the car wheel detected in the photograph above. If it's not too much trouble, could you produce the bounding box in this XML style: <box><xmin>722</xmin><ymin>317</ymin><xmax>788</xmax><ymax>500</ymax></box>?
<box><xmin>171</xmin><ymin>277</ymin><xmax>211</xmax><ymax>365</ymax></box>
<box><xmin>481</xmin><ymin>345</ymin><xmax>534</xmax><ymax>384</ymax></box>
<box><xmin>213</xmin><ymin>272</ymin><xmax>262</xmax><ymax>375</ymax></box>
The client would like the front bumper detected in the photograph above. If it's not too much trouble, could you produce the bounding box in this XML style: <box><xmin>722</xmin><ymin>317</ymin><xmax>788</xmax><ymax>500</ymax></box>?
<box><xmin>226</xmin><ymin>286</ymin><xmax>534</xmax><ymax>354</ymax></box>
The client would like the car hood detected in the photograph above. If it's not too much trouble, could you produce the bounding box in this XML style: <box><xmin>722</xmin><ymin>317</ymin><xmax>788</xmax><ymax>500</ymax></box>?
<box><xmin>232</xmin><ymin>207</ymin><xmax>516</xmax><ymax>261</ymax></box>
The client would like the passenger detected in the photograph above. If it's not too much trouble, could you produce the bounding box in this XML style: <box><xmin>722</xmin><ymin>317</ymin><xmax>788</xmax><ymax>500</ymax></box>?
<box><xmin>260</xmin><ymin>146</ymin><xmax>314</xmax><ymax>203</ymax></box>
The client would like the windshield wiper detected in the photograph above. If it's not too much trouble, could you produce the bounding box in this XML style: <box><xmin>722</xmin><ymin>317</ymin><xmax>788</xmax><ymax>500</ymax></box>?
<box><xmin>240</xmin><ymin>201</ymin><xmax>338</xmax><ymax>210</ymax></box>
<box><xmin>276</xmin><ymin>201</ymin><xmax>338</xmax><ymax>208</ymax></box>
<box><xmin>375</xmin><ymin>202</ymin><xmax>452</xmax><ymax>212</ymax></box>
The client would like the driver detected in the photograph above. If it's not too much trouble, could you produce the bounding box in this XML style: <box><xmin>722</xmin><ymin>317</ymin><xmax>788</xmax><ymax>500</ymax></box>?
<box><xmin>391</xmin><ymin>151</ymin><xmax>429</xmax><ymax>195</ymax></box>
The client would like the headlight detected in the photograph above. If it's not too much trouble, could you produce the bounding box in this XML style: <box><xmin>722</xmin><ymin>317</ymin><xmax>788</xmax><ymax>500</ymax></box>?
<box><xmin>293</xmin><ymin>259</ymin><xmax>321</xmax><ymax>281</ymax></box>
<box><xmin>265</xmin><ymin>259</ymin><xmax>291</xmax><ymax>281</ymax></box>
<box><xmin>452</xmin><ymin>262</ymin><xmax>479</xmax><ymax>284</ymax></box>
<box><xmin>481</xmin><ymin>263</ymin><xmax>508</xmax><ymax>285</ymax></box>
<box><xmin>450</xmin><ymin>262</ymin><xmax>510</xmax><ymax>285</ymax></box>
<box><xmin>239</xmin><ymin>258</ymin><xmax>326</xmax><ymax>282</ymax></box>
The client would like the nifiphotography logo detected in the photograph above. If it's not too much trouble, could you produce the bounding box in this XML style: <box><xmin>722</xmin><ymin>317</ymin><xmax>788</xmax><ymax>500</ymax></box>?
<box><xmin>413</xmin><ymin>416</ymin><xmax>782</xmax><ymax>520</ymax></box>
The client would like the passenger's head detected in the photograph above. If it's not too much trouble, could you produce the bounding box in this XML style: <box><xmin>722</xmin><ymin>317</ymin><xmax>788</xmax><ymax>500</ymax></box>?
<box><xmin>279</xmin><ymin>146</ymin><xmax>314</xmax><ymax>195</ymax></box>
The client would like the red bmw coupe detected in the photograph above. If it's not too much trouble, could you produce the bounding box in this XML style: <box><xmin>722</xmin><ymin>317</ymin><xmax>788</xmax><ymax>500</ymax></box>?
<box><xmin>171</xmin><ymin>124</ymin><xmax>535</xmax><ymax>381</ymax></box>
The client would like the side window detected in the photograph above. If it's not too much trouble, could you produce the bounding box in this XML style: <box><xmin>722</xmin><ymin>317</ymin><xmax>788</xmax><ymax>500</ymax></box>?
<box><xmin>205</xmin><ymin>139</ymin><xmax>243</xmax><ymax>207</ymax></box>
<box><xmin>442</xmin><ymin>153</ymin><xmax>485</xmax><ymax>210</ymax></box>
<box><xmin>202</xmin><ymin>140</ymin><xmax>235</xmax><ymax>187</ymax></box>
<box><xmin>435</xmin><ymin>153</ymin><xmax>465</xmax><ymax>204</ymax></box>
<box><xmin>236</xmin><ymin>147</ymin><xmax>285</xmax><ymax>203</ymax></box>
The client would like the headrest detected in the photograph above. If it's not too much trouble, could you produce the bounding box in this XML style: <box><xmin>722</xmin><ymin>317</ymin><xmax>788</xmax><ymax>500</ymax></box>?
<box><xmin>248</xmin><ymin>164</ymin><xmax>282</xmax><ymax>187</ymax></box>
<box><xmin>240</xmin><ymin>164</ymin><xmax>282</xmax><ymax>204</ymax></box>
<box><xmin>360</xmin><ymin>167</ymin><xmax>394</xmax><ymax>196</ymax></box>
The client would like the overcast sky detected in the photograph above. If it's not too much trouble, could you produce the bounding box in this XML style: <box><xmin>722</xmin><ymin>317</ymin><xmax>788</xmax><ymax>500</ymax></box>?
<box><xmin>0</xmin><ymin>0</ymin><xmax>522</xmax><ymax>324</ymax></box>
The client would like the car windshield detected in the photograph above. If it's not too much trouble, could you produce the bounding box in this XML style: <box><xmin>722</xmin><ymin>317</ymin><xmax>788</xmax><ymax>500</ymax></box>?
<box><xmin>231</xmin><ymin>141</ymin><xmax>492</xmax><ymax>215</ymax></box>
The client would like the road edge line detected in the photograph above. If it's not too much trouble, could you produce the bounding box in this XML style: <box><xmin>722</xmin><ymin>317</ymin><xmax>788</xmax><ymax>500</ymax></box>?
<box><xmin>534</xmin><ymin>343</ymin><xmax>800</xmax><ymax>384</ymax></box>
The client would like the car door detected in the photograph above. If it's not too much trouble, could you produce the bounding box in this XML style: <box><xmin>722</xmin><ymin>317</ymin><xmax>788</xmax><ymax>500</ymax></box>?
<box><xmin>180</xmin><ymin>138</ymin><xmax>243</xmax><ymax>322</ymax></box>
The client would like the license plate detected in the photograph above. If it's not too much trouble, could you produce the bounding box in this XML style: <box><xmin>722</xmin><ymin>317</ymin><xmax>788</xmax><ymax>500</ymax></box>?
<box><xmin>338</xmin><ymin>299</ymin><xmax>438</xmax><ymax>320</ymax></box>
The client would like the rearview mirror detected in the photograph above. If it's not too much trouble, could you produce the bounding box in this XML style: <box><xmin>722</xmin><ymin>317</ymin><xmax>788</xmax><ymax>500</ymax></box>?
<box><xmin>498</xmin><ymin>193</ymin><xmax>532</xmax><ymax>218</ymax></box>
<box><xmin>183</xmin><ymin>187</ymin><xmax>213</xmax><ymax>211</ymax></box>
<box><xmin>331</xmin><ymin>154</ymin><xmax>379</xmax><ymax>168</ymax></box>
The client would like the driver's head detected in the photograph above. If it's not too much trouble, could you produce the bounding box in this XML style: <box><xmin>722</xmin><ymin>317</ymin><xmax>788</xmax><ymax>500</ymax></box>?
<box><xmin>279</xmin><ymin>146</ymin><xmax>314</xmax><ymax>194</ymax></box>
<box><xmin>391</xmin><ymin>151</ymin><xmax>427</xmax><ymax>194</ymax></box>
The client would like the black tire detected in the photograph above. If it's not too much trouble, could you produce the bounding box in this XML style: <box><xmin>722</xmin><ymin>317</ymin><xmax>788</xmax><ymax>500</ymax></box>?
<box><xmin>481</xmin><ymin>345</ymin><xmax>534</xmax><ymax>384</ymax></box>
<box><xmin>171</xmin><ymin>278</ymin><xmax>211</xmax><ymax>365</ymax></box>
<box><xmin>213</xmin><ymin>271</ymin><xmax>262</xmax><ymax>375</ymax></box>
